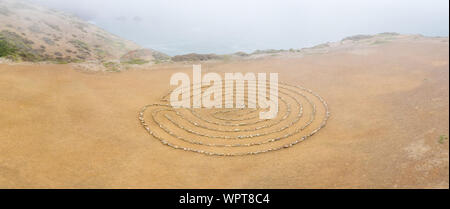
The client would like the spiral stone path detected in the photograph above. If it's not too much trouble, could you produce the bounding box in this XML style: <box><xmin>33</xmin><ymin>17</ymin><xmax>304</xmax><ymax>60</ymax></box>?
<box><xmin>139</xmin><ymin>81</ymin><xmax>330</xmax><ymax>156</ymax></box>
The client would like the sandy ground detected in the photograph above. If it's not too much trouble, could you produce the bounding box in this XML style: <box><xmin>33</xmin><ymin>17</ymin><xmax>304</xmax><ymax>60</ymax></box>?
<box><xmin>0</xmin><ymin>39</ymin><xmax>448</xmax><ymax>188</ymax></box>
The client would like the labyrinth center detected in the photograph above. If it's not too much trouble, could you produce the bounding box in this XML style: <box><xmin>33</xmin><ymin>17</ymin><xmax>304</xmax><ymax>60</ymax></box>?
<box><xmin>139</xmin><ymin>81</ymin><xmax>330</xmax><ymax>156</ymax></box>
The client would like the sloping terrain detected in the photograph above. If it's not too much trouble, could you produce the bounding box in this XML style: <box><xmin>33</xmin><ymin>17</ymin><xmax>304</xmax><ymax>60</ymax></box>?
<box><xmin>168</xmin><ymin>33</ymin><xmax>426</xmax><ymax>62</ymax></box>
<box><xmin>120</xmin><ymin>49</ymin><xmax>170</xmax><ymax>64</ymax></box>
<box><xmin>0</xmin><ymin>0</ymin><xmax>141</xmax><ymax>62</ymax></box>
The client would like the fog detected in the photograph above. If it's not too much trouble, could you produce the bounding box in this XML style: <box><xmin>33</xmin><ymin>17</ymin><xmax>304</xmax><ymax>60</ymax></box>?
<box><xmin>31</xmin><ymin>0</ymin><xmax>449</xmax><ymax>55</ymax></box>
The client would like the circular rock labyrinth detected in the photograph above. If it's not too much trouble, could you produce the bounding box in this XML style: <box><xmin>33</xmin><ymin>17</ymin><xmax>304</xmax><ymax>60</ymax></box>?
<box><xmin>139</xmin><ymin>81</ymin><xmax>330</xmax><ymax>156</ymax></box>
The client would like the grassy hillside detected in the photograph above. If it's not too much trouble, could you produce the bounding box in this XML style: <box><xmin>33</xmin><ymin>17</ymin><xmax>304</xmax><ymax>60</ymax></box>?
<box><xmin>0</xmin><ymin>0</ymin><xmax>142</xmax><ymax>62</ymax></box>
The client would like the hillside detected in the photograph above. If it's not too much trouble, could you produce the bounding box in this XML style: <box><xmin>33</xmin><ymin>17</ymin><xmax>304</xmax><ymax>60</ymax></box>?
<box><xmin>0</xmin><ymin>0</ymin><xmax>143</xmax><ymax>62</ymax></box>
<box><xmin>168</xmin><ymin>33</ymin><xmax>448</xmax><ymax>62</ymax></box>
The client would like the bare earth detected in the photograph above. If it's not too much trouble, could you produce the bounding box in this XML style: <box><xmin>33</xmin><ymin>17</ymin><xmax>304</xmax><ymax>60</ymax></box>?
<box><xmin>0</xmin><ymin>38</ymin><xmax>448</xmax><ymax>188</ymax></box>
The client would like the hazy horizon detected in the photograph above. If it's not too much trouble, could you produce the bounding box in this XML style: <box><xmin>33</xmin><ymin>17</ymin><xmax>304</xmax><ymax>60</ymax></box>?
<box><xmin>31</xmin><ymin>0</ymin><xmax>449</xmax><ymax>55</ymax></box>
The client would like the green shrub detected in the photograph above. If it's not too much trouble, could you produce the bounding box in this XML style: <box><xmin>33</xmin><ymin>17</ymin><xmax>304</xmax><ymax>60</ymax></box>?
<box><xmin>0</xmin><ymin>30</ymin><xmax>43</xmax><ymax>62</ymax></box>
<box><xmin>372</xmin><ymin>40</ymin><xmax>388</xmax><ymax>45</ymax></box>
<box><xmin>121</xmin><ymin>59</ymin><xmax>149</xmax><ymax>65</ymax></box>
<box><xmin>103</xmin><ymin>62</ymin><xmax>121</xmax><ymax>72</ymax></box>
<box><xmin>311</xmin><ymin>43</ymin><xmax>330</xmax><ymax>49</ymax></box>
<box><xmin>439</xmin><ymin>135</ymin><xmax>448</xmax><ymax>144</ymax></box>
<box><xmin>0</xmin><ymin>39</ymin><xmax>17</xmax><ymax>57</ymax></box>
<box><xmin>69</xmin><ymin>39</ymin><xmax>89</xmax><ymax>51</ymax></box>
<box><xmin>342</xmin><ymin>34</ymin><xmax>373</xmax><ymax>42</ymax></box>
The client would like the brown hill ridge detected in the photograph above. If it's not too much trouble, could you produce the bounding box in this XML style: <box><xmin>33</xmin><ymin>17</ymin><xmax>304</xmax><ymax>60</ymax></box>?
<box><xmin>169</xmin><ymin>33</ymin><xmax>448</xmax><ymax>62</ymax></box>
<box><xmin>0</xmin><ymin>0</ymin><xmax>149</xmax><ymax>62</ymax></box>
<box><xmin>1</xmin><ymin>0</ymin><xmax>447</xmax><ymax>69</ymax></box>
<box><xmin>120</xmin><ymin>49</ymin><xmax>170</xmax><ymax>64</ymax></box>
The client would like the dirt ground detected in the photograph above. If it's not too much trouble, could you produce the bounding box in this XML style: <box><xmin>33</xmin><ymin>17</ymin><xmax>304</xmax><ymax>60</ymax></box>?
<box><xmin>0</xmin><ymin>39</ymin><xmax>448</xmax><ymax>188</ymax></box>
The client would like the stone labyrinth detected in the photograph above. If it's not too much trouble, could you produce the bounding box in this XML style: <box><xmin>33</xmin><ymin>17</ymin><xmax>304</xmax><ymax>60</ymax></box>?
<box><xmin>139</xmin><ymin>81</ymin><xmax>330</xmax><ymax>156</ymax></box>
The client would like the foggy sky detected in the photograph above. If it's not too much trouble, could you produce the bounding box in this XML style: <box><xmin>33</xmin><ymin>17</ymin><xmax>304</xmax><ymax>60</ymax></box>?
<box><xmin>31</xmin><ymin>0</ymin><xmax>449</xmax><ymax>55</ymax></box>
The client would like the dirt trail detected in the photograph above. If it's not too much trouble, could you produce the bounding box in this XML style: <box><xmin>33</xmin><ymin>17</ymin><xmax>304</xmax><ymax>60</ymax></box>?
<box><xmin>0</xmin><ymin>40</ymin><xmax>448</xmax><ymax>188</ymax></box>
